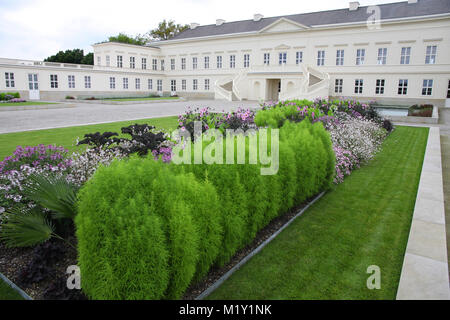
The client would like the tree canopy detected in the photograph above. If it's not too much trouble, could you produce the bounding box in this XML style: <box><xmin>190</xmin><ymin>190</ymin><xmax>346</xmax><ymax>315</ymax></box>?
<box><xmin>148</xmin><ymin>19</ymin><xmax>189</xmax><ymax>41</ymax></box>
<box><xmin>107</xmin><ymin>33</ymin><xmax>147</xmax><ymax>46</ymax></box>
<box><xmin>44</xmin><ymin>49</ymin><xmax>94</xmax><ymax>65</ymax></box>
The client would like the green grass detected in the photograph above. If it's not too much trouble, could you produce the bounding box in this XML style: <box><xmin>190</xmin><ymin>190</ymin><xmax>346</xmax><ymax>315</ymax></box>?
<box><xmin>0</xmin><ymin>102</ymin><xmax>58</xmax><ymax>107</ymax></box>
<box><xmin>0</xmin><ymin>279</ymin><xmax>24</xmax><ymax>300</ymax></box>
<box><xmin>207</xmin><ymin>126</ymin><xmax>429</xmax><ymax>300</ymax></box>
<box><xmin>0</xmin><ymin>116</ymin><xmax>179</xmax><ymax>160</ymax></box>
<box><xmin>104</xmin><ymin>97</ymin><xmax>180</xmax><ymax>102</ymax></box>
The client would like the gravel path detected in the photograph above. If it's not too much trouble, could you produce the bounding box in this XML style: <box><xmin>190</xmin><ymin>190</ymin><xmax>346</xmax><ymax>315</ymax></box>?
<box><xmin>0</xmin><ymin>99</ymin><xmax>260</xmax><ymax>134</ymax></box>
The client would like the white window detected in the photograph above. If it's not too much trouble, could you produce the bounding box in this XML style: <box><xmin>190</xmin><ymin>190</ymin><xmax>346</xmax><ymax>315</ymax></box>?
<box><xmin>279</xmin><ymin>52</ymin><xmax>287</xmax><ymax>65</ymax></box>
<box><xmin>181</xmin><ymin>58</ymin><xmax>186</xmax><ymax>70</ymax></box>
<box><xmin>317</xmin><ymin>50</ymin><xmax>325</xmax><ymax>66</ymax></box>
<box><xmin>193</xmin><ymin>79</ymin><xmax>198</xmax><ymax>90</ymax></box>
<box><xmin>425</xmin><ymin>45</ymin><xmax>437</xmax><ymax>64</ymax></box>
<box><xmin>142</xmin><ymin>58</ymin><xmax>147</xmax><ymax>70</ymax></box>
<box><xmin>130</xmin><ymin>56</ymin><xmax>135</xmax><ymax>69</ymax></box>
<box><xmin>264</xmin><ymin>53</ymin><xmax>270</xmax><ymax>65</ymax></box>
<box><xmin>123</xmin><ymin>78</ymin><xmax>128</xmax><ymax>89</ymax></box>
<box><xmin>109</xmin><ymin>77</ymin><xmax>115</xmax><ymax>89</ymax></box>
<box><xmin>398</xmin><ymin>79</ymin><xmax>408</xmax><ymax>95</ymax></box>
<box><xmin>204</xmin><ymin>56</ymin><xmax>210</xmax><ymax>69</ymax></box>
<box><xmin>375</xmin><ymin>79</ymin><xmax>385</xmax><ymax>94</ymax></box>
<box><xmin>152</xmin><ymin>59</ymin><xmax>158</xmax><ymax>70</ymax></box>
<box><xmin>106</xmin><ymin>55</ymin><xmax>110</xmax><ymax>67</ymax></box>
<box><xmin>5</xmin><ymin>72</ymin><xmax>15</xmax><ymax>88</ymax></box>
<box><xmin>205</xmin><ymin>79</ymin><xmax>210</xmax><ymax>91</ymax></box>
<box><xmin>400</xmin><ymin>47</ymin><xmax>411</xmax><ymax>65</ymax></box>
<box><xmin>182</xmin><ymin>79</ymin><xmax>187</xmax><ymax>91</ymax></box>
<box><xmin>148</xmin><ymin>79</ymin><xmax>153</xmax><ymax>90</ymax></box>
<box><xmin>243</xmin><ymin>54</ymin><xmax>250</xmax><ymax>68</ymax></box>
<box><xmin>117</xmin><ymin>55</ymin><xmax>123</xmax><ymax>68</ymax></box>
<box><xmin>422</xmin><ymin>79</ymin><xmax>433</xmax><ymax>96</ymax></box>
<box><xmin>296</xmin><ymin>51</ymin><xmax>303</xmax><ymax>65</ymax></box>
<box><xmin>28</xmin><ymin>74</ymin><xmax>38</xmax><ymax>90</ymax></box>
<box><xmin>161</xmin><ymin>60</ymin><xmax>165</xmax><ymax>71</ymax></box>
<box><xmin>157</xmin><ymin>79</ymin><xmax>163</xmax><ymax>92</ymax></box>
<box><xmin>354</xmin><ymin>79</ymin><xmax>363</xmax><ymax>94</ymax></box>
<box><xmin>84</xmin><ymin>76</ymin><xmax>91</xmax><ymax>89</ymax></box>
<box><xmin>230</xmin><ymin>55</ymin><xmax>236</xmax><ymax>68</ymax></box>
<box><xmin>356</xmin><ymin>49</ymin><xmax>365</xmax><ymax>65</ymax></box>
<box><xmin>217</xmin><ymin>56</ymin><xmax>222</xmax><ymax>69</ymax></box>
<box><xmin>50</xmin><ymin>74</ymin><xmax>58</xmax><ymax>88</ymax></box>
<box><xmin>171</xmin><ymin>80</ymin><xmax>176</xmax><ymax>92</ymax></box>
<box><xmin>97</xmin><ymin>56</ymin><xmax>101</xmax><ymax>66</ymax></box>
<box><xmin>336</xmin><ymin>50</ymin><xmax>344</xmax><ymax>66</ymax></box>
<box><xmin>171</xmin><ymin>59</ymin><xmax>175</xmax><ymax>70</ymax></box>
<box><xmin>192</xmin><ymin>57</ymin><xmax>198</xmax><ymax>69</ymax></box>
<box><xmin>135</xmin><ymin>78</ymin><xmax>141</xmax><ymax>90</ymax></box>
<box><xmin>377</xmin><ymin>48</ymin><xmax>387</xmax><ymax>65</ymax></box>
<box><xmin>335</xmin><ymin>79</ymin><xmax>343</xmax><ymax>94</ymax></box>
<box><xmin>447</xmin><ymin>80</ymin><xmax>450</xmax><ymax>99</ymax></box>
<box><xmin>68</xmin><ymin>75</ymin><xmax>75</xmax><ymax>89</ymax></box>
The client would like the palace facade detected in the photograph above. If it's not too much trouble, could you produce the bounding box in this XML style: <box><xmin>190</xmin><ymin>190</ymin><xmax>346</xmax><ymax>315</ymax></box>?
<box><xmin>1</xmin><ymin>0</ymin><xmax>450</xmax><ymax>106</ymax></box>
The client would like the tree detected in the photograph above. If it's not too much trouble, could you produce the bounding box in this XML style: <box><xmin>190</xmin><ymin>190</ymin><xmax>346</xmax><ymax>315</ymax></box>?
<box><xmin>149</xmin><ymin>20</ymin><xmax>189</xmax><ymax>41</ymax></box>
<box><xmin>44</xmin><ymin>49</ymin><xmax>94</xmax><ymax>65</ymax></box>
<box><xmin>81</xmin><ymin>52</ymin><xmax>94</xmax><ymax>65</ymax></box>
<box><xmin>107</xmin><ymin>33</ymin><xmax>146</xmax><ymax>46</ymax></box>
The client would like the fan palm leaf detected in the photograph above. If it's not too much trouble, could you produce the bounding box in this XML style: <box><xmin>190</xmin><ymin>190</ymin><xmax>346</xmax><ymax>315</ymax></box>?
<box><xmin>0</xmin><ymin>208</ymin><xmax>54</xmax><ymax>247</ymax></box>
<box><xmin>24</xmin><ymin>174</ymin><xmax>79</xmax><ymax>220</ymax></box>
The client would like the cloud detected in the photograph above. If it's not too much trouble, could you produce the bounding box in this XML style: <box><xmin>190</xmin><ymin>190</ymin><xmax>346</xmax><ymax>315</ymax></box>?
<box><xmin>0</xmin><ymin>0</ymin><xmax>405</xmax><ymax>60</ymax></box>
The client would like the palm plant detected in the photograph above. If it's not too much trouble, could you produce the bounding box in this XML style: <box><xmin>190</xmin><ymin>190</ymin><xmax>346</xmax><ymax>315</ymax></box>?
<box><xmin>0</xmin><ymin>174</ymin><xmax>79</xmax><ymax>248</ymax></box>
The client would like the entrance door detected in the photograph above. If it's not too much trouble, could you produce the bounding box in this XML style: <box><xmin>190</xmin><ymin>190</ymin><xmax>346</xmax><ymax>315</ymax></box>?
<box><xmin>28</xmin><ymin>74</ymin><xmax>40</xmax><ymax>100</ymax></box>
<box><xmin>446</xmin><ymin>80</ymin><xmax>450</xmax><ymax>108</ymax></box>
<box><xmin>265</xmin><ymin>79</ymin><xmax>281</xmax><ymax>101</ymax></box>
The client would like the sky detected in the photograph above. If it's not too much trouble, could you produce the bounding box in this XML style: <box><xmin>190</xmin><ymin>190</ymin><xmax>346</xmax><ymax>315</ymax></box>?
<box><xmin>0</xmin><ymin>0</ymin><xmax>406</xmax><ymax>60</ymax></box>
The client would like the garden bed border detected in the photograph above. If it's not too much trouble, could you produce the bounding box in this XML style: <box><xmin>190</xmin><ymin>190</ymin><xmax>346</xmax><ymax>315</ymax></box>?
<box><xmin>195</xmin><ymin>191</ymin><xmax>326</xmax><ymax>300</ymax></box>
<box><xmin>0</xmin><ymin>272</ymin><xmax>32</xmax><ymax>300</ymax></box>
<box><xmin>396</xmin><ymin>126</ymin><xmax>450</xmax><ymax>300</ymax></box>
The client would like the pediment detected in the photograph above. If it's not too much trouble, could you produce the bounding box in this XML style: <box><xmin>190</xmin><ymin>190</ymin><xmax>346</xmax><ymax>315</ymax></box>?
<box><xmin>274</xmin><ymin>44</ymin><xmax>291</xmax><ymax>50</ymax></box>
<box><xmin>259</xmin><ymin>18</ymin><xmax>309</xmax><ymax>34</ymax></box>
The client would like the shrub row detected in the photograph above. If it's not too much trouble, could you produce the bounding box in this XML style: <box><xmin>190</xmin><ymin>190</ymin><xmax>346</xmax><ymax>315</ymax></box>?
<box><xmin>75</xmin><ymin>119</ymin><xmax>335</xmax><ymax>300</ymax></box>
<box><xmin>0</xmin><ymin>92</ymin><xmax>20</xmax><ymax>101</ymax></box>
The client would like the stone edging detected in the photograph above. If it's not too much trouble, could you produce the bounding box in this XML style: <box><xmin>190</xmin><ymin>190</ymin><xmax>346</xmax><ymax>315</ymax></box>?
<box><xmin>67</xmin><ymin>97</ymin><xmax>185</xmax><ymax>105</ymax></box>
<box><xmin>396</xmin><ymin>127</ymin><xmax>450</xmax><ymax>300</ymax></box>
<box><xmin>195</xmin><ymin>191</ymin><xmax>326</xmax><ymax>300</ymax></box>
<box><xmin>0</xmin><ymin>272</ymin><xmax>33</xmax><ymax>300</ymax></box>
<box><xmin>0</xmin><ymin>103</ymin><xmax>74</xmax><ymax>112</ymax></box>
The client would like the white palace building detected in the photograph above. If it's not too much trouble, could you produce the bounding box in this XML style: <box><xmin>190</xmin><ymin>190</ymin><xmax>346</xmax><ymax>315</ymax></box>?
<box><xmin>1</xmin><ymin>0</ymin><xmax>450</xmax><ymax>106</ymax></box>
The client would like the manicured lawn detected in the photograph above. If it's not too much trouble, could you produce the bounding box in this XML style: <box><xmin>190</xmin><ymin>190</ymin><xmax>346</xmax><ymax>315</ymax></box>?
<box><xmin>0</xmin><ymin>102</ymin><xmax>58</xmax><ymax>107</ymax></box>
<box><xmin>208</xmin><ymin>126</ymin><xmax>429</xmax><ymax>300</ymax></box>
<box><xmin>0</xmin><ymin>279</ymin><xmax>24</xmax><ymax>300</ymax></box>
<box><xmin>104</xmin><ymin>97</ymin><xmax>180</xmax><ymax>102</ymax></box>
<box><xmin>0</xmin><ymin>116</ymin><xmax>178</xmax><ymax>160</ymax></box>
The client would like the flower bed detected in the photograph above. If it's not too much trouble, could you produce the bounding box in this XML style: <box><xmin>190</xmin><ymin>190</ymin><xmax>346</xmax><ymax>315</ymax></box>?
<box><xmin>0</xmin><ymin>98</ymin><xmax>393</xmax><ymax>300</ymax></box>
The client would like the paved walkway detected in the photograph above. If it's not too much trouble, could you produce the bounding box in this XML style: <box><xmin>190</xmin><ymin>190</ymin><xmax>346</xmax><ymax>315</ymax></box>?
<box><xmin>439</xmin><ymin>109</ymin><xmax>450</xmax><ymax>278</ymax></box>
<box><xmin>0</xmin><ymin>99</ymin><xmax>259</xmax><ymax>134</ymax></box>
<box><xmin>395</xmin><ymin>108</ymin><xmax>450</xmax><ymax>281</ymax></box>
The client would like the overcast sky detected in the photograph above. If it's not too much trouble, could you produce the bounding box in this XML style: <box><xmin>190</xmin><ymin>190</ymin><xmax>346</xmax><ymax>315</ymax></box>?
<box><xmin>0</xmin><ymin>0</ymin><xmax>405</xmax><ymax>60</ymax></box>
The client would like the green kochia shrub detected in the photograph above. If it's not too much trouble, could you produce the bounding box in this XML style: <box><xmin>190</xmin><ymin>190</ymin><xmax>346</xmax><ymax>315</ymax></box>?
<box><xmin>76</xmin><ymin>158</ymin><xmax>222</xmax><ymax>300</ymax></box>
<box><xmin>75</xmin><ymin>119</ymin><xmax>335</xmax><ymax>300</ymax></box>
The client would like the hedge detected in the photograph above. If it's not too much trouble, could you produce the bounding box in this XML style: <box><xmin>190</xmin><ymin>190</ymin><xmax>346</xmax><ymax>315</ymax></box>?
<box><xmin>75</xmin><ymin>119</ymin><xmax>335</xmax><ymax>300</ymax></box>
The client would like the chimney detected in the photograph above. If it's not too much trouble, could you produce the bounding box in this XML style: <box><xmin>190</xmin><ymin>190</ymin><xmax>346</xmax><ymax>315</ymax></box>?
<box><xmin>253</xmin><ymin>14</ymin><xmax>264</xmax><ymax>22</ymax></box>
<box><xmin>408</xmin><ymin>0</ymin><xmax>418</xmax><ymax>3</ymax></box>
<box><xmin>216</xmin><ymin>19</ymin><xmax>225</xmax><ymax>26</ymax></box>
<box><xmin>349</xmin><ymin>1</ymin><xmax>360</xmax><ymax>11</ymax></box>
<box><xmin>190</xmin><ymin>23</ymin><xmax>200</xmax><ymax>29</ymax></box>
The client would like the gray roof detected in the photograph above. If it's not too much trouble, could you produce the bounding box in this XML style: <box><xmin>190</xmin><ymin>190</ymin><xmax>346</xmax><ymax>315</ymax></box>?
<box><xmin>170</xmin><ymin>0</ymin><xmax>450</xmax><ymax>41</ymax></box>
